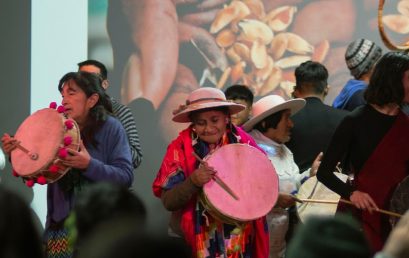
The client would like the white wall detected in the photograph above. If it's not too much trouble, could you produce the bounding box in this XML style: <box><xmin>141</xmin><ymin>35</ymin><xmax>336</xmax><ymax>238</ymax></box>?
<box><xmin>31</xmin><ymin>0</ymin><xmax>88</xmax><ymax>227</ymax></box>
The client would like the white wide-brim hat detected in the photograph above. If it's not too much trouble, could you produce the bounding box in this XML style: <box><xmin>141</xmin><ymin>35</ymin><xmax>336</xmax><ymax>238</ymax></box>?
<box><xmin>172</xmin><ymin>87</ymin><xmax>246</xmax><ymax>123</ymax></box>
<box><xmin>242</xmin><ymin>95</ymin><xmax>306</xmax><ymax>131</ymax></box>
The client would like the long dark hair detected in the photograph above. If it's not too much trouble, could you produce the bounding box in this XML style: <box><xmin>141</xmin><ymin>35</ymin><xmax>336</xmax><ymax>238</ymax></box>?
<box><xmin>365</xmin><ymin>51</ymin><xmax>409</xmax><ymax>106</ymax></box>
<box><xmin>58</xmin><ymin>71</ymin><xmax>112</xmax><ymax>146</ymax></box>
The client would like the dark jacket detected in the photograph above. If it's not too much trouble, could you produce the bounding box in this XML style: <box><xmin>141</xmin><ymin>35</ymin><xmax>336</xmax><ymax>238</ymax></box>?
<box><xmin>286</xmin><ymin>97</ymin><xmax>349</xmax><ymax>172</ymax></box>
<box><xmin>332</xmin><ymin>79</ymin><xmax>367</xmax><ymax>111</ymax></box>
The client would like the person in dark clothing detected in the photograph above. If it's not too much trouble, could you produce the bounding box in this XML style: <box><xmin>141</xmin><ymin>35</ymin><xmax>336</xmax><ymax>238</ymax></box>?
<box><xmin>317</xmin><ymin>51</ymin><xmax>409</xmax><ymax>252</ymax></box>
<box><xmin>333</xmin><ymin>39</ymin><xmax>382</xmax><ymax>111</ymax></box>
<box><xmin>78</xmin><ymin>60</ymin><xmax>143</xmax><ymax>169</ymax></box>
<box><xmin>2</xmin><ymin>72</ymin><xmax>134</xmax><ymax>258</ymax></box>
<box><xmin>224</xmin><ymin>84</ymin><xmax>254</xmax><ymax>126</ymax></box>
<box><xmin>286</xmin><ymin>214</ymin><xmax>371</xmax><ymax>258</ymax></box>
<box><xmin>287</xmin><ymin>61</ymin><xmax>349</xmax><ymax>172</ymax></box>
<box><xmin>69</xmin><ymin>182</ymin><xmax>146</xmax><ymax>256</ymax></box>
<box><xmin>0</xmin><ymin>186</ymin><xmax>44</xmax><ymax>258</ymax></box>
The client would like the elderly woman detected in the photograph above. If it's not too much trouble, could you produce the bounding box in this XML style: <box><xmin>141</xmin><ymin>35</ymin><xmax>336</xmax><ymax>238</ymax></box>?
<box><xmin>243</xmin><ymin>95</ymin><xmax>321</xmax><ymax>258</ymax></box>
<box><xmin>1</xmin><ymin>71</ymin><xmax>133</xmax><ymax>257</ymax></box>
<box><xmin>152</xmin><ymin>87</ymin><xmax>269</xmax><ymax>258</ymax></box>
<box><xmin>317</xmin><ymin>51</ymin><xmax>409</xmax><ymax>252</ymax></box>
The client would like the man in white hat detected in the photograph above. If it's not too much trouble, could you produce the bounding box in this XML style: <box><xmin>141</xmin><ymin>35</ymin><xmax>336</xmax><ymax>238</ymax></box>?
<box><xmin>243</xmin><ymin>95</ymin><xmax>321</xmax><ymax>258</ymax></box>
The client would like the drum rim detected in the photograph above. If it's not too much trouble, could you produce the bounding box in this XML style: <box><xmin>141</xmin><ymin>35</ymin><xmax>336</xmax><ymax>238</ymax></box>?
<box><xmin>296</xmin><ymin>172</ymin><xmax>348</xmax><ymax>223</ymax></box>
<box><xmin>200</xmin><ymin>143</ymin><xmax>279</xmax><ymax>223</ymax></box>
<box><xmin>389</xmin><ymin>175</ymin><xmax>409</xmax><ymax>226</ymax></box>
<box><xmin>11</xmin><ymin>108</ymin><xmax>81</xmax><ymax>183</ymax></box>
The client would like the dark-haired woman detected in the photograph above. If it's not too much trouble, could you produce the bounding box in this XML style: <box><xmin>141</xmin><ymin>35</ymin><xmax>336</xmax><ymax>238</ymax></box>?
<box><xmin>317</xmin><ymin>51</ymin><xmax>409</xmax><ymax>252</ymax></box>
<box><xmin>2</xmin><ymin>71</ymin><xmax>133</xmax><ymax>257</ymax></box>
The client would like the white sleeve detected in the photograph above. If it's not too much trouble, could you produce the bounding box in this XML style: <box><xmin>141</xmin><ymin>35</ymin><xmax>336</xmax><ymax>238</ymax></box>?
<box><xmin>0</xmin><ymin>148</ymin><xmax>5</xmax><ymax>170</ymax></box>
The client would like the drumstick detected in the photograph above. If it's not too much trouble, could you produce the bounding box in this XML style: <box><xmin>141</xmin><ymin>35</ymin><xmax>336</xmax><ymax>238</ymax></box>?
<box><xmin>11</xmin><ymin>141</ymin><xmax>38</xmax><ymax>160</ymax></box>
<box><xmin>298</xmin><ymin>198</ymin><xmax>338</xmax><ymax>204</ymax></box>
<box><xmin>298</xmin><ymin>198</ymin><xmax>402</xmax><ymax>218</ymax></box>
<box><xmin>291</xmin><ymin>195</ymin><xmax>304</xmax><ymax>203</ymax></box>
<box><xmin>191</xmin><ymin>152</ymin><xmax>239</xmax><ymax>200</ymax></box>
<box><xmin>339</xmin><ymin>199</ymin><xmax>402</xmax><ymax>218</ymax></box>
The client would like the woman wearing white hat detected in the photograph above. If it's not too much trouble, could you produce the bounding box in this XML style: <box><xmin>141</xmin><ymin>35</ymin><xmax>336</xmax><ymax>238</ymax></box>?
<box><xmin>243</xmin><ymin>95</ymin><xmax>321</xmax><ymax>258</ymax></box>
<box><xmin>152</xmin><ymin>87</ymin><xmax>270</xmax><ymax>258</ymax></box>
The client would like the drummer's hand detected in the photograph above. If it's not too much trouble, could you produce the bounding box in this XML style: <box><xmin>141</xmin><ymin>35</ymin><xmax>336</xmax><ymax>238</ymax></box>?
<box><xmin>310</xmin><ymin>152</ymin><xmax>323</xmax><ymax>177</ymax></box>
<box><xmin>190</xmin><ymin>163</ymin><xmax>216</xmax><ymax>187</ymax></box>
<box><xmin>1</xmin><ymin>133</ymin><xmax>17</xmax><ymax>155</ymax></box>
<box><xmin>350</xmin><ymin>190</ymin><xmax>378</xmax><ymax>213</ymax></box>
<box><xmin>276</xmin><ymin>193</ymin><xmax>296</xmax><ymax>208</ymax></box>
<box><xmin>382</xmin><ymin>210</ymin><xmax>409</xmax><ymax>258</ymax></box>
<box><xmin>64</xmin><ymin>141</ymin><xmax>91</xmax><ymax>170</ymax></box>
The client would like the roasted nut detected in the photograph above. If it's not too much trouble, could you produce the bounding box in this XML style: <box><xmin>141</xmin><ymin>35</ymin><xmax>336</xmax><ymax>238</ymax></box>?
<box><xmin>216</xmin><ymin>29</ymin><xmax>237</xmax><ymax>47</ymax></box>
<box><xmin>312</xmin><ymin>40</ymin><xmax>330</xmax><ymax>63</ymax></box>
<box><xmin>285</xmin><ymin>32</ymin><xmax>314</xmax><ymax>54</ymax></box>
<box><xmin>383</xmin><ymin>14</ymin><xmax>409</xmax><ymax>34</ymax></box>
<box><xmin>209</xmin><ymin>0</ymin><xmax>317</xmax><ymax>98</ymax></box>
<box><xmin>242</xmin><ymin>0</ymin><xmax>265</xmax><ymax>18</ymax></box>
<box><xmin>251</xmin><ymin>39</ymin><xmax>269</xmax><ymax>69</ymax></box>
<box><xmin>275</xmin><ymin>55</ymin><xmax>311</xmax><ymax>69</ymax></box>
<box><xmin>217</xmin><ymin>66</ymin><xmax>232</xmax><ymax>88</ymax></box>
<box><xmin>270</xmin><ymin>33</ymin><xmax>288</xmax><ymax>59</ymax></box>
<box><xmin>264</xmin><ymin>5</ymin><xmax>297</xmax><ymax>32</ymax></box>
<box><xmin>398</xmin><ymin>0</ymin><xmax>409</xmax><ymax>17</ymax></box>
<box><xmin>230</xmin><ymin>61</ymin><xmax>246</xmax><ymax>83</ymax></box>
<box><xmin>254</xmin><ymin>56</ymin><xmax>274</xmax><ymax>82</ymax></box>
<box><xmin>238</xmin><ymin>19</ymin><xmax>274</xmax><ymax>44</ymax></box>
<box><xmin>259</xmin><ymin>66</ymin><xmax>282</xmax><ymax>95</ymax></box>
<box><xmin>210</xmin><ymin>1</ymin><xmax>251</xmax><ymax>33</ymax></box>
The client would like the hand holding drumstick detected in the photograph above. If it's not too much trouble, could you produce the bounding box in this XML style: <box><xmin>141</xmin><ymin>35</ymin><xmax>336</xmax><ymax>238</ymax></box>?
<box><xmin>190</xmin><ymin>159</ymin><xmax>216</xmax><ymax>187</ymax></box>
<box><xmin>296</xmin><ymin>196</ymin><xmax>401</xmax><ymax>218</ymax></box>
<box><xmin>1</xmin><ymin>133</ymin><xmax>17</xmax><ymax>156</ymax></box>
<box><xmin>191</xmin><ymin>152</ymin><xmax>239</xmax><ymax>200</ymax></box>
<box><xmin>349</xmin><ymin>190</ymin><xmax>379</xmax><ymax>214</ymax></box>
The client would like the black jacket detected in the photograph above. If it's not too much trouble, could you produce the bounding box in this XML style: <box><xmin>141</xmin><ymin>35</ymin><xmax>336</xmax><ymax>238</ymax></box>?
<box><xmin>286</xmin><ymin>97</ymin><xmax>349</xmax><ymax>172</ymax></box>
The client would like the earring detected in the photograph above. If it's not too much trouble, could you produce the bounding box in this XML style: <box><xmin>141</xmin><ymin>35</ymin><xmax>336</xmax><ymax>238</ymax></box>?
<box><xmin>192</xmin><ymin>130</ymin><xmax>198</xmax><ymax>145</ymax></box>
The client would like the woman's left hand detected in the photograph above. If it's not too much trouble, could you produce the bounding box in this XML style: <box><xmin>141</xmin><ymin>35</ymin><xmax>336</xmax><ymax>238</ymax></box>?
<box><xmin>63</xmin><ymin>141</ymin><xmax>91</xmax><ymax>170</ymax></box>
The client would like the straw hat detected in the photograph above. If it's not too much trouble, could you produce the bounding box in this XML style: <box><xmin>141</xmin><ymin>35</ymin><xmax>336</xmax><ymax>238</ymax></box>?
<box><xmin>242</xmin><ymin>95</ymin><xmax>305</xmax><ymax>131</ymax></box>
<box><xmin>172</xmin><ymin>87</ymin><xmax>245</xmax><ymax>123</ymax></box>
